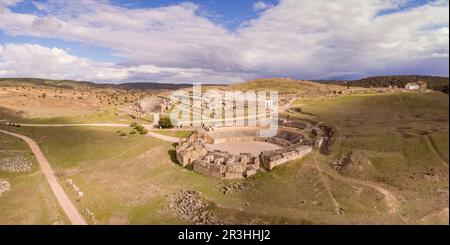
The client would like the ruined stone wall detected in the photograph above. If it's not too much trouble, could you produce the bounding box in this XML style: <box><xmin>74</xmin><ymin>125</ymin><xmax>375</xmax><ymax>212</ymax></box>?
<box><xmin>175</xmin><ymin>129</ymin><xmax>315</xmax><ymax>179</ymax></box>
<box><xmin>260</xmin><ymin>145</ymin><xmax>312</xmax><ymax>171</ymax></box>
<box><xmin>192</xmin><ymin>151</ymin><xmax>259</xmax><ymax>179</ymax></box>
<box><xmin>176</xmin><ymin>139</ymin><xmax>208</xmax><ymax>167</ymax></box>
<box><xmin>205</xmin><ymin>127</ymin><xmax>314</xmax><ymax>147</ymax></box>
<box><xmin>176</xmin><ymin>134</ymin><xmax>260</xmax><ymax>179</ymax></box>
<box><xmin>128</xmin><ymin>96</ymin><xmax>172</xmax><ymax>118</ymax></box>
<box><xmin>279</xmin><ymin>118</ymin><xmax>335</xmax><ymax>153</ymax></box>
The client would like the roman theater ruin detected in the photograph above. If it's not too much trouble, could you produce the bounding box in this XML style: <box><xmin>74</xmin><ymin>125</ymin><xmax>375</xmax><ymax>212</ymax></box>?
<box><xmin>175</xmin><ymin>118</ymin><xmax>334</xmax><ymax>179</ymax></box>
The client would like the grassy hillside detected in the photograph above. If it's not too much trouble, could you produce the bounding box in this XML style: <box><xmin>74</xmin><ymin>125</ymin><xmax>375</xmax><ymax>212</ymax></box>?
<box><xmin>0</xmin><ymin>130</ymin><xmax>68</xmax><ymax>224</ymax></box>
<box><xmin>152</xmin><ymin>130</ymin><xmax>192</xmax><ymax>138</ymax></box>
<box><xmin>0</xmin><ymin>77</ymin><xmax>207</xmax><ymax>91</ymax></box>
<box><xmin>2</xmin><ymin>91</ymin><xmax>447</xmax><ymax>224</ymax></box>
<box><xmin>0</xmin><ymin>78</ymin><xmax>159</xmax><ymax>121</ymax></box>
<box><xmin>230</xmin><ymin>78</ymin><xmax>344</xmax><ymax>92</ymax></box>
<box><xmin>285</xmin><ymin>92</ymin><xmax>448</xmax><ymax>223</ymax></box>
<box><xmin>0</xmin><ymin>77</ymin><xmax>448</xmax><ymax>224</ymax></box>
<box><xmin>316</xmin><ymin>75</ymin><xmax>449</xmax><ymax>94</ymax></box>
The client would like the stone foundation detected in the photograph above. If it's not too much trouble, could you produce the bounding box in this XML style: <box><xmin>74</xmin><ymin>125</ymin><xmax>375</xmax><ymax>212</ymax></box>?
<box><xmin>175</xmin><ymin>126</ymin><xmax>319</xmax><ymax>179</ymax></box>
<box><xmin>260</xmin><ymin>145</ymin><xmax>312</xmax><ymax>171</ymax></box>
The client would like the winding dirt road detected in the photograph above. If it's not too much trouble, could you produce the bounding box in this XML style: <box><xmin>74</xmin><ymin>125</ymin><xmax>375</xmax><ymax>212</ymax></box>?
<box><xmin>18</xmin><ymin>123</ymin><xmax>132</xmax><ymax>127</ymax></box>
<box><xmin>146</xmin><ymin>130</ymin><xmax>179</xmax><ymax>143</ymax></box>
<box><xmin>321</xmin><ymin>164</ymin><xmax>401</xmax><ymax>214</ymax></box>
<box><xmin>314</xmin><ymin>162</ymin><xmax>342</xmax><ymax>214</ymax></box>
<box><xmin>0</xmin><ymin>129</ymin><xmax>87</xmax><ymax>225</ymax></box>
<box><xmin>17</xmin><ymin>123</ymin><xmax>180</xmax><ymax>142</ymax></box>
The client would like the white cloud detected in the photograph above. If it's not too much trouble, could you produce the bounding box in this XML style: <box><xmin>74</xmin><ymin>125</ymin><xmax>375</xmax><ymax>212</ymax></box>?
<box><xmin>0</xmin><ymin>43</ymin><xmax>122</xmax><ymax>81</ymax></box>
<box><xmin>0</xmin><ymin>0</ymin><xmax>21</xmax><ymax>7</ymax></box>
<box><xmin>0</xmin><ymin>43</ymin><xmax>251</xmax><ymax>83</ymax></box>
<box><xmin>0</xmin><ymin>0</ymin><xmax>448</xmax><ymax>83</ymax></box>
<box><xmin>253</xmin><ymin>1</ymin><xmax>273</xmax><ymax>11</ymax></box>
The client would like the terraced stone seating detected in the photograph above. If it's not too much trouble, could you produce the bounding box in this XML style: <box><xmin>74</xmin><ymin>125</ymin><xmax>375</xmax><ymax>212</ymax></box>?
<box><xmin>274</xmin><ymin>129</ymin><xmax>303</xmax><ymax>144</ymax></box>
<box><xmin>260</xmin><ymin>145</ymin><xmax>312</xmax><ymax>171</ymax></box>
<box><xmin>175</xmin><ymin>126</ymin><xmax>317</xmax><ymax>179</ymax></box>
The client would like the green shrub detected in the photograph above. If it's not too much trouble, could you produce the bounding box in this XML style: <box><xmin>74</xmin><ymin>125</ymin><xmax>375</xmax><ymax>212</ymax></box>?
<box><xmin>134</xmin><ymin>124</ymin><xmax>145</xmax><ymax>131</ymax></box>
<box><xmin>129</xmin><ymin>130</ymin><xmax>137</xmax><ymax>135</ymax></box>
<box><xmin>119</xmin><ymin>132</ymin><xmax>127</xmax><ymax>137</ymax></box>
<box><xmin>132</xmin><ymin>124</ymin><xmax>149</xmax><ymax>135</ymax></box>
<box><xmin>138</xmin><ymin>129</ymin><xmax>149</xmax><ymax>135</ymax></box>
<box><xmin>130</xmin><ymin>122</ymin><xmax>138</xmax><ymax>128</ymax></box>
<box><xmin>158</xmin><ymin>117</ymin><xmax>173</xmax><ymax>128</ymax></box>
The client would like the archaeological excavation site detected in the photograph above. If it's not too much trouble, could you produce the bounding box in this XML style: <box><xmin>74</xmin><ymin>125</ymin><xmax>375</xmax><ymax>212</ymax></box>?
<box><xmin>0</xmin><ymin>1</ymin><xmax>449</xmax><ymax>239</ymax></box>
<box><xmin>175</xmin><ymin>118</ymin><xmax>334</xmax><ymax>179</ymax></box>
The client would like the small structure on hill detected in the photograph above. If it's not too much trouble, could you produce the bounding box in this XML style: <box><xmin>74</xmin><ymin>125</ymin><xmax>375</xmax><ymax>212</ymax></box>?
<box><xmin>405</xmin><ymin>82</ymin><xmax>420</xmax><ymax>90</ymax></box>
<box><xmin>417</xmin><ymin>80</ymin><xmax>427</xmax><ymax>89</ymax></box>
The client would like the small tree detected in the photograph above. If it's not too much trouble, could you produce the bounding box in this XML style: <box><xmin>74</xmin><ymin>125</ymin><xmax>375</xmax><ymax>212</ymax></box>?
<box><xmin>158</xmin><ymin>117</ymin><xmax>173</xmax><ymax>129</ymax></box>
<box><xmin>42</xmin><ymin>93</ymin><xmax>46</xmax><ymax>98</ymax></box>
<box><xmin>138</xmin><ymin>129</ymin><xmax>149</xmax><ymax>135</ymax></box>
<box><xmin>134</xmin><ymin>124</ymin><xmax>145</xmax><ymax>131</ymax></box>
<box><xmin>130</xmin><ymin>122</ymin><xmax>138</xmax><ymax>128</ymax></box>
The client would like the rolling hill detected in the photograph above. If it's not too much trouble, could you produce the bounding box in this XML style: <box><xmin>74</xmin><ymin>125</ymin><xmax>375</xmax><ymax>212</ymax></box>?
<box><xmin>315</xmin><ymin>75</ymin><xmax>449</xmax><ymax>94</ymax></box>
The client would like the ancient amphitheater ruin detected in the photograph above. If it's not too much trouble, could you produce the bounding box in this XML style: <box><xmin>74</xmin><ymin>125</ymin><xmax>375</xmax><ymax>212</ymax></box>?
<box><xmin>175</xmin><ymin>118</ymin><xmax>334</xmax><ymax>179</ymax></box>
<box><xmin>127</xmin><ymin>96</ymin><xmax>172</xmax><ymax>119</ymax></box>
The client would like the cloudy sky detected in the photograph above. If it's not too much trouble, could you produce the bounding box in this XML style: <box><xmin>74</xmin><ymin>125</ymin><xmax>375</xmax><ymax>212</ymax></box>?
<box><xmin>0</xmin><ymin>0</ymin><xmax>448</xmax><ymax>84</ymax></box>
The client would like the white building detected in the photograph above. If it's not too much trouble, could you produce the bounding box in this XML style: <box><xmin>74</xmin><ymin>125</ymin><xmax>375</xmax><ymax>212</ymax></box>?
<box><xmin>405</xmin><ymin>83</ymin><xmax>420</xmax><ymax>90</ymax></box>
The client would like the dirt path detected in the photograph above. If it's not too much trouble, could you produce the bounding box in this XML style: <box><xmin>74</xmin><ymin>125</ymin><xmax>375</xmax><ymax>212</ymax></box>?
<box><xmin>311</xmin><ymin>154</ymin><xmax>401</xmax><ymax>214</ymax></box>
<box><xmin>175</xmin><ymin>96</ymin><xmax>296</xmax><ymax>125</ymax></box>
<box><xmin>314</xmin><ymin>162</ymin><xmax>342</xmax><ymax>214</ymax></box>
<box><xmin>147</xmin><ymin>130</ymin><xmax>179</xmax><ymax>143</ymax></box>
<box><xmin>320</xmin><ymin>164</ymin><xmax>401</xmax><ymax>214</ymax></box>
<box><xmin>18</xmin><ymin>123</ymin><xmax>133</xmax><ymax>127</ymax></box>
<box><xmin>0</xmin><ymin>129</ymin><xmax>87</xmax><ymax>225</ymax></box>
<box><xmin>420</xmin><ymin>207</ymin><xmax>449</xmax><ymax>224</ymax></box>
<box><xmin>279</xmin><ymin>97</ymin><xmax>297</xmax><ymax>113</ymax></box>
<box><xmin>9</xmin><ymin>99</ymin><xmax>296</xmax><ymax>145</ymax></box>
<box><xmin>13</xmin><ymin>123</ymin><xmax>180</xmax><ymax>143</ymax></box>
<box><xmin>424</xmin><ymin>135</ymin><xmax>448</xmax><ymax>168</ymax></box>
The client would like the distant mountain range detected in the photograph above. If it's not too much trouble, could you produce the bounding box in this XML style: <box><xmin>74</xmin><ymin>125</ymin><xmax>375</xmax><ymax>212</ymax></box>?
<box><xmin>0</xmin><ymin>78</ymin><xmax>202</xmax><ymax>91</ymax></box>
<box><xmin>1</xmin><ymin>75</ymin><xmax>449</xmax><ymax>94</ymax></box>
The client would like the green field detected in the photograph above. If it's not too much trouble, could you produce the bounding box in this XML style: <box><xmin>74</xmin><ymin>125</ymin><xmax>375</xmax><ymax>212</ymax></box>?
<box><xmin>152</xmin><ymin>130</ymin><xmax>192</xmax><ymax>138</ymax></box>
<box><xmin>1</xmin><ymin>91</ymin><xmax>448</xmax><ymax>224</ymax></box>
<box><xmin>0</xmin><ymin>132</ymin><xmax>68</xmax><ymax>224</ymax></box>
<box><xmin>1</xmin><ymin>106</ymin><xmax>152</xmax><ymax>125</ymax></box>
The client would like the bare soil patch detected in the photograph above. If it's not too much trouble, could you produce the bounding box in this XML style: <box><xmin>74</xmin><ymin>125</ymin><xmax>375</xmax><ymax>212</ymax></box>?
<box><xmin>0</xmin><ymin>179</ymin><xmax>11</xmax><ymax>196</ymax></box>
<box><xmin>206</xmin><ymin>141</ymin><xmax>282</xmax><ymax>156</ymax></box>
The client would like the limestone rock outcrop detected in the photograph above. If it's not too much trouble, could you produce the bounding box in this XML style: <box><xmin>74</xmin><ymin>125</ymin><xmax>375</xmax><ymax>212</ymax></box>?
<box><xmin>128</xmin><ymin>96</ymin><xmax>171</xmax><ymax>118</ymax></box>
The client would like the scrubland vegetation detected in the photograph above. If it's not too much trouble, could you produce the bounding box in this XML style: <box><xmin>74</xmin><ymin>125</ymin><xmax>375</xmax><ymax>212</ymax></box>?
<box><xmin>0</xmin><ymin>77</ymin><xmax>448</xmax><ymax>224</ymax></box>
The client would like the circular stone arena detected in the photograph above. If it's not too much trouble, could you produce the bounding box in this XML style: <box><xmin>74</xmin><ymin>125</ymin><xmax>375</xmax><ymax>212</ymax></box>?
<box><xmin>175</xmin><ymin>122</ymin><xmax>332</xmax><ymax>179</ymax></box>
<box><xmin>203</xmin><ymin>127</ymin><xmax>283</xmax><ymax>155</ymax></box>
<box><xmin>206</xmin><ymin>141</ymin><xmax>282</xmax><ymax>156</ymax></box>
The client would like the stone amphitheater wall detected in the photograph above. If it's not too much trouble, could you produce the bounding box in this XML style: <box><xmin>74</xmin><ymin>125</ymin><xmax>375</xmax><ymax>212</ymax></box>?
<box><xmin>175</xmin><ymin>119</ymin><xmax>334</xmax><ymax>179</ymax></box>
